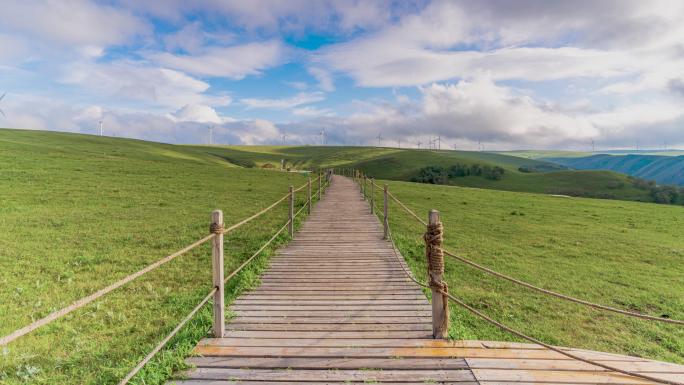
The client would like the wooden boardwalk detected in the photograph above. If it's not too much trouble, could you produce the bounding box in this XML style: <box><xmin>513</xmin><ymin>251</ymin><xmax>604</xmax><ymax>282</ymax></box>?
<box><xmin>171</xmin><ymin>176</ymin><xmax>684</xmax><ymax>385</ymax></box>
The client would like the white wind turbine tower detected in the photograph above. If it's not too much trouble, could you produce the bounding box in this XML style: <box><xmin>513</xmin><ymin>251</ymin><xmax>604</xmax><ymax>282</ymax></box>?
<box><xmin>0</xmin><ymin>93</ymin><xmax>6</xmax><ymax>118</ymax></box>
<box><xmin>319</xmin><ymin>128</ymin><xmax>326</xmax><ymax>145</ymax></box>
<box><xmin>376</xmin><ymin>132</ymin><xmax>383</xmax><ymax>147</ymax></box>
<box><xmin>416</xmin><ymin>140</ymin><xmax>422</xmax><ymax>149</ymax></box>
<box><xmin>208</xmin><ymin>125</ymin><xmax>215</xmax><ymax>145</ymax></box>
<box><xmin>98</xmin><ymin>118</ymin><xmax>104</xmax><ymax>136</ymax></box>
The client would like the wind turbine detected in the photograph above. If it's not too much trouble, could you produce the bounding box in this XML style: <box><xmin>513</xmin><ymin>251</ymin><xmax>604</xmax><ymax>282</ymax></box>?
<box><xmin>0</xmin><ymin>93</ymin><xmax>5</xmax><ymax>118</ymax></box>
<box><xmin>98</xmin><ymin>119</ymin><xmax>104</xmax><ymax>136</ymax></box>
<box><xmin>591</xmin><ymin>139</ymin><xmax>595</xmax><ymax>152</ymax></box>
<box><xmin>319</xmin><ymin>128</ymin><xmax>326</xmax><ymax>145</ymax></box>
<box><xmin>435</xmin><ymin>135</ymin><xmax>441</xmax><ymax>150</ymax></box>
<box><xmin>376</xmin><ymin>132</ymin><xmax>383</xmax><ymax>147</ymax></box>
<box><xmin>281</xmin><ymin>130</ymin><xmax>287</xmax><ymax>145</ymax></box>
<box><xmin>397</xmin><ymin>139</ymin><xmax>401</xmax><ymax>148</ymax></box>
<box><xmin>416</xmin><ymin>140</ymin><xmax>422</xmax><ymax>149</ymax></box>
<box><xmin>208</xmin><ymin>125</ymin><xmax>215</xmax><ymax>145</ymax></box>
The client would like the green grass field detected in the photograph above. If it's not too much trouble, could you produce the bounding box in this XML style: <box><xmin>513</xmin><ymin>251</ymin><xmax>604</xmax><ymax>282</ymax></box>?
<box><xmin>2</xmin><ymin>129</ymin><xmax>682</xmax><ymax>384</ymax></box>
<box><xmin>362</xmin><ymin>179</ymin><xmax>684</xmax><ymax>363</ymax></box>
<box><xmin>187</xmin><ymin>145</ymin><xmax>654</xmax><ymax>202</ymax></box>
<box><xmin>0</xmin><ymin>130</ymin><xmax>314</xmax><ymax>384</ymax></box>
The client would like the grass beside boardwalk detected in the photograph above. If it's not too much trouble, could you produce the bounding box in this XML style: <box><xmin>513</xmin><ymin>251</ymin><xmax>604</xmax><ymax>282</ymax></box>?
<box><xmin>365</xmin><ymin>179</ymin><xmax>684</xmax><ymax>363</ymax></box>
<box><xmin>0</xmin><ymin>130</ymin><xmax>311</xmax><ymax>384</ymax></box>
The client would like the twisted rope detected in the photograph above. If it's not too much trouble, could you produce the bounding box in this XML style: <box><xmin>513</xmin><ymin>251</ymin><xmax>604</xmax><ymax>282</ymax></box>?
<box><xmin>372</xmin><ymin>184</ymin><xmax>684</xmax><ymax>385</ymax></box>
<box><xmin>438</xmin><ymin>289</ymin><xmax>684</xmax><ymax>385</ymax></box>
<box><xmin>379</xmin><ymin>211</ymin><xmax>682</xmax><ymax>385</ymax></box>
<box><xmin>442</xmin><ymin>249</ymin><xmax>683</xmax><ymax>325</ymax></box>
<box><xmin>0</xmin><ymin>233</ymin><xmax>215</xmax><ymax>347</ymax></box>
<box><xmin>117</xmin><ymin>287</ymin><xmax>217</xmax><ymax>385</ymax></box>
<box><xmin>121</xmin><ymin>219</ymin><xmax>292</xmax><ymax>384</ymax></box>
<box><xmin>209</xmin><ymin>223</ymin><xmax>224</xmax><ymax>234</ymax></box>
<box><xmin>0</xmin><ymin>187</ymin><xmax>299</xmax><ymax>347</ymax></box>
<box><xmin>377</xmin><ymin>182</ymin><xmax>683</xmax><ymax>325</ymax></box>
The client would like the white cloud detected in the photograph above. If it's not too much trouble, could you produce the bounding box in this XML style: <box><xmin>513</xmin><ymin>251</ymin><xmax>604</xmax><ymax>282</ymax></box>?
<box><xmin>292</xmin><ymin>106</ymin><xmax>335</xmax><ymax>117</ymax></box>
<box><xmin>59</xmin><ymin>60</ymin><xmax>230</xmax><ymax>109</ymax></box>
<box><xmin>308</xmin><ymin>67</ymin><xmax>335</xmax><ymax>91</ymax></box>
<box><xmin>151</xmin><ymin>41</ymin><xmax>286</xmax><ymax>79</ymax></box>
<box><xmin>171</xmin><ymin>104</ymin><xmax>223</xmax><ymax>123</ymax></box>
<box><xmin>242</xmin><ymin>92</ymin><xmax>326</xmax><ymax>109</ymax></box>
<box><xmin>0</xmin><ymin>0</ymin><xmax>147</xmax><ymax>47</ymax></box>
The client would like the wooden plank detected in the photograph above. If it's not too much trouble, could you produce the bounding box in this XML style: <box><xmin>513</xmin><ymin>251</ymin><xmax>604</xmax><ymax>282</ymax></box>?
<box><xmin>225</xmin><ymin>323</ymin><xmax>432</xmax><ymax>331</ymax></box>
<box><xmin>221</xmin><ymin>330</ymin><xmax>433</xmax><ymax>339</ymax></box>
<box><xmin>171</xmin><ymin>381</ymin><xmax>478</xmax><ymax>385</ymax></box>
<box><xmin>470</xmin><ymin>368</ymin><xmax>668</xmax><ymax>384</ymax></box>
<box><xmin>186</xmin><ymin>356</ymin><xmax>468</xmax><ymax>370</ymax></box>
<box><xmin>180</xmin><ymin>368</ymin><xmax>476</xmax><ymax>382</ymax></box>
<box><xmin>228</xmin><ymin>316</ymin><xmax>432</xmax><ymax>324</ymax></box>
<box><xmin>193</xmin><ymin>346</ymin><xmax>650</xmax><ymax>360</ymax></box>
<box><xmin>466</xmin><ymin>358</ymin><xmax>684</xmax><ymax>373</ymax></box>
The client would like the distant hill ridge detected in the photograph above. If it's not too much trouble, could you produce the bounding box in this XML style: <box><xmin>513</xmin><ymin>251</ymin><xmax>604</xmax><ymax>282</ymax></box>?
<box><xmin>548</xmin><ymin>154</ymin><xmax>684</xmax><ymax>186</ymax></box>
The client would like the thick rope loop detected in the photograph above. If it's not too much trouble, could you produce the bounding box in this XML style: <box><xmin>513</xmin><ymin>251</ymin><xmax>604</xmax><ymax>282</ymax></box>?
<box><xmin>209</xmin><ymin>223</ymin><xmax>224</xmax><ymax>234</ymax></box>
<box><xmin>424</xmin><ymin>222</ymin><xmax>444</xmax><ymax>274</ymax></box>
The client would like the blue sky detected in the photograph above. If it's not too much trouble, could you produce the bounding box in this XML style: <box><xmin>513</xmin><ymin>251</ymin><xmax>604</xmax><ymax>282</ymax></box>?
<box><xmin>1</xmin><ymin>0</ymin><xmax>684</xmax><ymax>150</ymax></box>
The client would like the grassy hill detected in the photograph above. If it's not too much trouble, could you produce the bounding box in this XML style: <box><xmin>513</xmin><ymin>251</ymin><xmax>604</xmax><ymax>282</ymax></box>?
<box><xmin>2</xmin><ymin>129</ymin><xmax>682</xmax><ymax>383</ymax></box>
<box><xmin>364</xmin><ymin>179</ymin><xmax>684</xmax><ymax>363</ymax></box>
<box><xmin>187</xmin><ymin>145</ymin><xmax>654</xmax><ymax>202</ymax></box>
<box><xmin>0</xmin><ymin>129</ymin><xmax>309</xmax><ymax>384</ymax></box>
<box><xmin>549</xmin><ymin>154</ymin><xmax>684</xmax><ymax>186</ymax></box>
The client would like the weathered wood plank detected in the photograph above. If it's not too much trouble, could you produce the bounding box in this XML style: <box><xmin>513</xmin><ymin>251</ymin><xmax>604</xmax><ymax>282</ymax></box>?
<box><xmin>186</xmin><ymin>356</ymin><xmax>468</xmax><ymax>370</ymax></box>
<box><xmin>180</xmin><ymin>368</ymin><xmax>476</xmax><ymax>382</ymax></box>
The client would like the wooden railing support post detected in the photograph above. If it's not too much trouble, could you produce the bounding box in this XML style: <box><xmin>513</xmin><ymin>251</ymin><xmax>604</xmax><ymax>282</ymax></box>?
<box><xmin>427</xmin><ymin>209</ymin><xmax>449</xmax><ymax>339</ymax></box>
<box><xmin>307</xmin><ymin>176</ymin><xmax>312</xmax><ymax>214</ymax></box>
<box><xmin>383</xmin><ymin>184</ymin><xmax>389</xmax><ymax>239</ymax></box>
<box><xmin>288</xmin><ymin>186</ymin><xmax>294</xmax><ymax>236</ymax></box>
<box><xmin>211</xmin><ymin>209</ymin><xmax>225</xmax><ymax>338</ymax></box>
<box><xmin>361</xmin><ymin>175</ymin><xmax>365</xmax><ymax>196</ymax></box>
<box><xmin>370</xmin><ymin>178</ymin><xmax>375</xmax><ymax>214</ymax></box>
<box><xmin>319</xmin><ymin>171</ymin><xmax>322</xmax><ymax>199</ymax></box>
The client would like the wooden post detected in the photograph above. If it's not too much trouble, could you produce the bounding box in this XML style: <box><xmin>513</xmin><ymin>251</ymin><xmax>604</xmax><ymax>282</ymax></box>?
<box><xmin>383</xmin><ymin>184</ymin><xmax>389</xmax><ymax>239</ymax></box>
<box><xmin>211</xmin><ymin>210</ymin><xmax>225</xmax><ymax>338</ymax></box>
<box><xmin>318</xmin><ymin>172</ymin><xmax>322</xmax><ymax>198</ymax></box>
<box><xmin>307</xmin><ymin>176</ymin><xmax>312</xmax><ymax>214</ymax></box>
<box><xmin>428</xmin><ymin>209</ymin><xmax>449</xmax><ymax>339</ymax></box>
<box><xmin>361</xmin><ymin>175</ymin><xmax>365</xmax><ymax>196</ymax></box>
<box><xmin>289</xmin><ymin>186</ymin><xmax>294</xmax><ymax>236</ymax></box>
<box><xmin>370</xmin><ymin>178</ymin><xmax>375</xmax><ymax>214</ymax></box>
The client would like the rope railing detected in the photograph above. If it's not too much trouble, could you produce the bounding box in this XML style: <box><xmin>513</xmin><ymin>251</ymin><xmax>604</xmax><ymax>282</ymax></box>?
<box><xmin>119</xmin><ymin>171</ymin><xmax>331</xmax><ymax>384</ymax></box>
<box><xmin>120</xmin><ymin>219</ymin><xmax>292</xmax><ymax>384</ymax></box>
<box><xmin>437</xmin><ymin>289</ymin><xmax>684</xmax><ymax>385</ymax></box>
<box><xmin>0</xmin><ymin>233</ymin><xmax>215</xmax><ymax>346</ymax></box>
<box><xmin>350</xmin><ymin>170</ymin><xmax>683</xmax><ymax>385</ymax></box>
<box><xmin>2</xmin><ymin>169</ymin><xmax>334</xmax><ymax>385</ymax></box>
<box><xmin>366</xmin><ymin>177</ymin><xmax>683</xmax><ymax>325</ymax></box>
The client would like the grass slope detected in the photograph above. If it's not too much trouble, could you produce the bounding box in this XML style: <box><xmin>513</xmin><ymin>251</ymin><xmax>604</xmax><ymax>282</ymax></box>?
<box><xmin>363</xmin><ymin>179</ymin><xmax>684</xmax><ymax>363</ymax></box>
<box><xmin>190</xmin><ymin>145</ymin><xmax>653</xmax><ymax>202</ymax></box>
<box><xmin>550</xmin><ymin>154</ymin><xmax>684</xmax><ymax>186</ymax></box>
<box><xmin>0</xmin><ymin>129</ymin><xmax>310</xmax><ymax>384</ymax></box>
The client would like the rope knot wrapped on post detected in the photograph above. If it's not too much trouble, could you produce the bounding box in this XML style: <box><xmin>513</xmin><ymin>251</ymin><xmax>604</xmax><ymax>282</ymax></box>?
<box><xmin>424</xmin><ymin>221</ymin><xmax>444</xmax><ymax>274</ymax></box>
<box><xmin>209</xmin><ymin>223</ymin><xmax>224</xmax><ymax>234</ymax></box>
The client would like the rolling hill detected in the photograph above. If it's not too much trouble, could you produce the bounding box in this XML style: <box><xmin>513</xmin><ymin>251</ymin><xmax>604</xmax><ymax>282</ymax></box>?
<box><xmin>189</xmin><ymin>145</ymin><xmax>655</xmax><ymax>202</ymax></box>
<box><xmin>549</xmin><ymin>154</ymin><xmax>684</xmax><ymax>186</ymax></box>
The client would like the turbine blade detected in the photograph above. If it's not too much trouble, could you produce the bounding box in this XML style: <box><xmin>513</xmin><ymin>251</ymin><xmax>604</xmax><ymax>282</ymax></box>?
<box><xmin>0</xmin><ymin>108</ymin><xmax>5</xmax><ymax>117</ymax></box>
<box><xmin>0</xmin><ymin>93</ymin><xmax>5</xmax><ymax>101</ymax></box>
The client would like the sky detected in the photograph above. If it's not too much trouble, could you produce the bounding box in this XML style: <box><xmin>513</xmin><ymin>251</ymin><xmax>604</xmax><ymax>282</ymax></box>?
<box><xmin>1</xmin><ymin>0</ymin><xmax>684</xmax><ymax>150</ymax></box>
